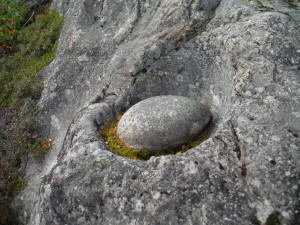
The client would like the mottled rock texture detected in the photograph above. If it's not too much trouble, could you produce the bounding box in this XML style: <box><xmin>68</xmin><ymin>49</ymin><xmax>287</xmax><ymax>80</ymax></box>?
<box><xmin>117</xmin><ymin>95</ymin><xmax>211</xmax><ymax>151</ymax></box>
<box><xmin>14</xmin><ymin>0</ymin><xmax>300</xmax><ymax>225</ymax></box>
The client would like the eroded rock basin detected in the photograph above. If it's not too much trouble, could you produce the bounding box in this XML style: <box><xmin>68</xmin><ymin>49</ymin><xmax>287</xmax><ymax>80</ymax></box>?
<box><xmin>117</xmin><ymin>95</ymin><xmax>211</xmax><ymax>152</ymax></box>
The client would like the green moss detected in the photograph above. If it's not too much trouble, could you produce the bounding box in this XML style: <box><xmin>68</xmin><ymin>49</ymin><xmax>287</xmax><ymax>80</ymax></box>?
<box><xmin>0</xmin><ymin>10</ymin><xmax>63</xmax><ymax>107</ymax></box>
<box><xmin>98</xmin><ymin>116</ymin><xmax>209</xmax><ymax>160</ymax></box>
<box><xmin>0</xmin><ymin>3</ymin><xmax>63</xmax><ymax>224</ymax></box>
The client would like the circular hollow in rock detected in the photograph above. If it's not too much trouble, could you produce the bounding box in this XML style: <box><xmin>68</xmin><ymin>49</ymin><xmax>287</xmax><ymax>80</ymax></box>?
<box><xmin>117</xmin><ymin>95</ymin><xmax>211</xmax><ymax>152</ymax></box>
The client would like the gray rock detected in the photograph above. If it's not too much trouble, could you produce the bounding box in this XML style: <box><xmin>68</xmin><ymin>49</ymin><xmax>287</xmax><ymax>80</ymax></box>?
<box><xmin>13</xmin><ymin>0</ymin><xmax>300</xmax><ymax>225</ymax></box>
<box><xmin>117</xmin><ymin>95</ymin><xmax>211</xmax><ymax>151</ymax></box>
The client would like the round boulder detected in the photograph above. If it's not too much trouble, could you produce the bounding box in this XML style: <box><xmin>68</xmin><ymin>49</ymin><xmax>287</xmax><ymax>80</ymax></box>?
<box><xmin>117</xmin><ymin>95</ymin><xmax>211</xmax><ymax>152</ymax></box>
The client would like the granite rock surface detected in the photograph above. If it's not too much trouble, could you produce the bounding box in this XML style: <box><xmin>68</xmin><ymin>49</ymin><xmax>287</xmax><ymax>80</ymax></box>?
<box><xmin>13</xmin><ymin>0</ymin><xmax>300</xmax><ymax>225</ymax></box>
<box><xmin>117</xmin><ymin>95</ymin><xmax>211</xmax><ymax>151</ymax></box>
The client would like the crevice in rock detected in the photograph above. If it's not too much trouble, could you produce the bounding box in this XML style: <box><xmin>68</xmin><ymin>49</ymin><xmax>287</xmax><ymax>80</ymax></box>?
<box><xmin>230</xmin><ymin>121</ymin><xmax>248</xmax><ymax>177</ymax></box>
<box><xmin>91</xmin><ymin>82</ymin><xmax>114</xmax><ymax>104</ymax></box>
<box><xmin>52</xmin><ymin>206</ymin><xmax>66</xmax><ymax>224</ymax></box>
<box><xmin>241</xmin><ymin>164</ymin><xmax>247</xmax><ymax>177</ymax></box>
<box><xmin>99</xmin><ymin>0</ymin><xmax>104</xmax><ymax>14</ymax></box>
<box><xmin>218</xmin><ymin>162</ymin><xmax>225</xmax><ymax>171</ymax></box>
<box><xmin>187</xmin><ymin>0</ymin><xmax>196</xmax><ymax>18</ymax></box>
<box><xmin>287</xmin><ymin>129</ymin><xmax>299</xmax><ymax>138</ymax></box>
<box><xmin>291</xmin><ymin>190</ymin><xmax>300</xmax><ymax>225</ymax></box>
<box><xmin>136</xmin><ymin>0</ymin><xmax>142</xmax><ymax>19</ymax></box>
<box><xmin>230</xmin><ymin>121</ymin><xmax>243</xmax><ymax>162</ymax></box>
<box><xmin>214</xmin><ymin>135</ymin><xmax>228</xmax><ymax>151</ymax></box>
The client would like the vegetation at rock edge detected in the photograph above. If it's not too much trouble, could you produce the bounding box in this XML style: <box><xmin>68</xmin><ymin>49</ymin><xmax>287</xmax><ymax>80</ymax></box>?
<box><xmin>0</xmin><ymin>0</ymin><xmax>63</xmax><ymax>224</ymax></box>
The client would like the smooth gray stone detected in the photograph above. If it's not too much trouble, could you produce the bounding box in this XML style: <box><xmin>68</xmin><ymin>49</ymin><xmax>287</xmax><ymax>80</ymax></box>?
<box><xmin>117</xmin><ymin>95</ymin><xmax>211</xmax><ymax>151</ymax></box>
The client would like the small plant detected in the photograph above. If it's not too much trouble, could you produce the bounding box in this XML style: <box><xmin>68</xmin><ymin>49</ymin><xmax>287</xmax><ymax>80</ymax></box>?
<box><xmin>98</xmin><ymin>115</ymin><xmax>208</xmax><ymax>160</ymax></box>
<box><xmin>31</xmin><ymin>138</ymin><xmax>53</xmax><ymax>157</ymax></box>
<box><xmin>17</xmin><ymin>10</ymin><xmax>63</xmax><ymax>57</ymax></box>
<box><xmin>0</xmin><ymin>0</ymin><xmax>24</xmax><ymax>52</ymax></box>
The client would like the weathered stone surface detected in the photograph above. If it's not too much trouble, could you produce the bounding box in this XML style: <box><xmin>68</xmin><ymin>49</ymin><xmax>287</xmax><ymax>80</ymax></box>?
<box><xmin>117</xmin><ymin>95</ymin><xmax>211</xmax><ymax>151</ymax></box>
<box><xmin>13</xmin><ymin>0</ymin><xmax>300</xmax><ymax>225</ymax></box>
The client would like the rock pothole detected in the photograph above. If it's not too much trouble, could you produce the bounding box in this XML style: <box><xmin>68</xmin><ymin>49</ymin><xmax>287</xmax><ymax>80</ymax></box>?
<box><xmin>99</xmin><ymin>95</ymin><xmax>211</xmax><ymax>159</ymax></box>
